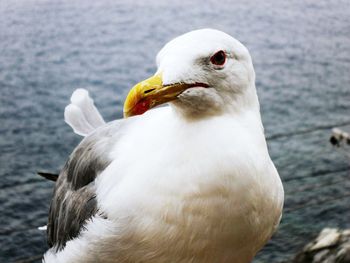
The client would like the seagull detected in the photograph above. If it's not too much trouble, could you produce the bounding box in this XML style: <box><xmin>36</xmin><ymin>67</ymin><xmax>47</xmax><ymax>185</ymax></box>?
<box><xmin>43</xmin><ymin>29</ymin><xmax>284</xmax><ymax>263</ymax></box>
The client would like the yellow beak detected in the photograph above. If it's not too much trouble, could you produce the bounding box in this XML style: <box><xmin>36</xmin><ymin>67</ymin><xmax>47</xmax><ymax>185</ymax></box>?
<box><xmin>123</xmin><ymin>74</ymin><xmax>208</xmax><ymax>118</ymax></box>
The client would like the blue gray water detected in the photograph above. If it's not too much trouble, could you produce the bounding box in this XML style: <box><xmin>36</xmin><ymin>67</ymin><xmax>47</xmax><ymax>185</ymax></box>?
<box><xmin>1</xmin><ymin>0</ymin><xmax>350</xmax><ymax>262</ymax></box>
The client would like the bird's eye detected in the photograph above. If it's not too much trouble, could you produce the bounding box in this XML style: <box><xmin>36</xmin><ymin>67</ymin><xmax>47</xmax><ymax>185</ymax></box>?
<box><xmin>210</xmin><ymin>50</ymin><xmax>226</xmax><ymax>66</ymax></box>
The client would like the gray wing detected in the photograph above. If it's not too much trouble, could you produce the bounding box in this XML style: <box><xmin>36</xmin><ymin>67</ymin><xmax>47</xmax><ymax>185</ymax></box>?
<box><xmin>47</xmin><ymin>119</ymin><xmax>128</xmax><ymax>251</ymax></box>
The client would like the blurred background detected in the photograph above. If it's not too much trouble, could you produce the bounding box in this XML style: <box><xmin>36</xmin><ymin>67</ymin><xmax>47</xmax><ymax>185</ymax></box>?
<box><xmin>0</xmin><ymin>0</ymin><xmax>349</xmax><ymax>262</ymax></box>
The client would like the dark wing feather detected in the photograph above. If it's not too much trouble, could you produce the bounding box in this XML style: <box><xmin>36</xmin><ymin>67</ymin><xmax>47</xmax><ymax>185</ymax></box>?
<box><xmin>47</xmin><ymin>120</ymin><xmax>124</xmax><ymax>250</ymax></box>
<box><xmin>38</xmin><ymin>171</ymin><xmax>59</xmax><ymax>182</ymax></box>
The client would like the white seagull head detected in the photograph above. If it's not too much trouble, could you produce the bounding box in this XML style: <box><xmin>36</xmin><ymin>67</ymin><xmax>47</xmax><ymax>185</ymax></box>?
<box><xmin>124</xmin><ymin>29</ymin><xmax>258</xmax><ymax>119</ymax></box>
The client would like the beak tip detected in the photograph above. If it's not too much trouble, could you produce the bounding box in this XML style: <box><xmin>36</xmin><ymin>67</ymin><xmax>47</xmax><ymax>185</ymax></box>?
<box><xmin>123</xmin><ymin>74</ymin><xmax>163</xmax><ymax>118</ymax></box>
<box><xmin>123</xmin><ymin>100</ymin><xmax>151</xmax><ymax>118</ymax></box>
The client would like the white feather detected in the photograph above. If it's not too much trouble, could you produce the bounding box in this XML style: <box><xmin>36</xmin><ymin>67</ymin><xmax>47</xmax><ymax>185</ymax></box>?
<box><xmin>64</xmin><ymin>88</ymin><xmax>105</xmax><ymax>136</ymax></box>
<box><xmin>38</xmin><ymin>225</ymin><xmax>47</xmax><ymax>231</ymax></box>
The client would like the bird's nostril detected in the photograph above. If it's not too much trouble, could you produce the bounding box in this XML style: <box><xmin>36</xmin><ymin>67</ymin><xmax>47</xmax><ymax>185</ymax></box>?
<box><xmin>144</xmin><ymin>89</ymin><xmax>155</xmax><ymax>94</ymax></box>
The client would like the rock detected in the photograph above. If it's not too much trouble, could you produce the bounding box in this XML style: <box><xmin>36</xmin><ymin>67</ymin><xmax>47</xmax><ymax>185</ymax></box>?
<box><xmin>288</xmin><ymin>228</ymin><xmax>350</xmax><ymax>263</ymax></box>
<box><xmin>309</xmin><ymin>228</ymin><xmax>341</xmax><ymax>251</ymax></box>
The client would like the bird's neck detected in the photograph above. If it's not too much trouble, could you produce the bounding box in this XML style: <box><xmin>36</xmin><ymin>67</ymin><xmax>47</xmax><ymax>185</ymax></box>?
<box><xmin>227</xmin><ymin>81</ymin><xmax>261</xmax><ymax>115</ymax></box>
<box><xmin>170</xmin><ymin>83</ymin><xmax>263</xmax><ymax>133</ymax></box>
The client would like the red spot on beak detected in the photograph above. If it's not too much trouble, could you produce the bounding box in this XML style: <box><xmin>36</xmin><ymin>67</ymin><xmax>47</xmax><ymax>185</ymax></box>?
<box><xmin>132</xmin><ymin>99</ymin><xmax>151</xmax><ymax>116</ymax></box>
